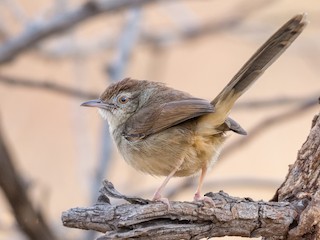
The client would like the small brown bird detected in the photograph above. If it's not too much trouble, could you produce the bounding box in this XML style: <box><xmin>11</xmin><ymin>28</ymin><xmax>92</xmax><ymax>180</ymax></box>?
<box><xmin>81</xmin><ymin>14</ymin><xmax>307</xmax><ymax>203</ymax></box>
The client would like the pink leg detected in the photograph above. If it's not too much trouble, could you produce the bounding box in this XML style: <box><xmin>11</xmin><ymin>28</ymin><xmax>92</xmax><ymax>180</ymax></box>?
<box><xmin>194</xmin><ymin>165</ymin><xmax>215</xmax><ymax>206</ymax></box>
<box><xmin>194</xmin><ymin>165</ymin><xmax>207</xmax><ymax>201</ymax></box>
<box><xmin>152</xmin><ymin>158</ymin><xmax>184</xmax><ymax>202</ymax></box>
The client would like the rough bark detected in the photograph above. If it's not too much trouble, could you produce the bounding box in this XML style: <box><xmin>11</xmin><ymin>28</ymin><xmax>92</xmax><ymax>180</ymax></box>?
<box><xmin>270</xmin><ymin>113</ymin><xmax>320</xmax><ymax>239</ymax></box>
<box><xmin>62</xmin><ymin>182</ymin><xmax>297</xmax><ymax>239</ymax></box>
<box><xmin>62</xmin><ymin>111</ymin><xmax>320</xmax><ymax>239</ymax></box>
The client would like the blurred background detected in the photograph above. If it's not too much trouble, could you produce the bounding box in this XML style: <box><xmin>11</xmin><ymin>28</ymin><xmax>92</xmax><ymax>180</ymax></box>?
<box><xmin>0</xmin><ymin>0</ymin><xmax>319</xmax><ymax>239</ymax></box>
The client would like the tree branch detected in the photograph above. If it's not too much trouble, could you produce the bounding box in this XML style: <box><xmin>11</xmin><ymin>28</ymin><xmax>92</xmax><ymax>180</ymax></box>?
<box><xmin>0</xmin><ymin>0</ymin><xmax>279</xmax><ymax>63</ymax></box>
<box><xmin>0</xmin><ymin>73</ymin><xmax>317</xmax><ymax>108</ymax></box>
<box><xmin>141</xmin><ymin>0</ymin><xmax>276</xmax><ymax>46</ymax></box>
<box><xmin>222</xmin><ymin>98</ymin><xmax>318</xmax><ymax>159</ymax></box>
<box><xmin>0</xmin><ymin>0</ymin><xmax>166</xmax><ymax>64</ymax></box>
<box><xmin>0</xmin><ymin>74</ymin><xmax>98</xmax><ymax>99</ymax></box>
<box><xmin>62</xmin><ymin>181</ymin><xmax>297</xmax><ymax>239</ymax></box>
<box><xmin>271</xmin><ymin>112</ymin><xmax>320</xmax><ymax>239</ymax></box>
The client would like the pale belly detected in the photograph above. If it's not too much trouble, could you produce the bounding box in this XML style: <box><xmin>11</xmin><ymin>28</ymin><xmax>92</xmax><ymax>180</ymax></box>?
<box><xmin>115</xmin><ymin>126</ymin><xmax>226</xmax><ymax>177</ymax></box>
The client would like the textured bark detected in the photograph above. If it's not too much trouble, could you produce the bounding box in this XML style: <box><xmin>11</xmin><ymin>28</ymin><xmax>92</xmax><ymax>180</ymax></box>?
<box><xmin>270</xmin><ymin>113</ymin><xmax>320</xmax><ymax>239</ymax></box>
<box><xmin>62</xmin><ymin>112</ymin><xmax>320</xmax><ymax>239</ymax></box>
<box><xmin>62</xmin><ymin>185</ymin><xmax>297</xmax><ymax>239</ymax></box>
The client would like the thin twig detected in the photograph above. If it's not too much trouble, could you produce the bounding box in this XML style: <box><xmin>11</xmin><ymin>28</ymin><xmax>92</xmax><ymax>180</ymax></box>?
<box><xmin>0</xmin><ymin>74</ymin><xmax>98</xmax><ymax>99</ymax></box>
<box><xmin>222</xmin><ymin>99</ymin><xmax>319</xmax><ymax>158</ymax></box>
<box><xmin>37</xmin><ymin>33</ymin><xmax>115</xmax><ymax>59</ymax></box>
<box><xmin>0</xmin><ymin>0</ymin><xmax>277</xmax><ymax>62</ymax></box>
<box><xmin>142</xmin><ymin>0</ymin><xmax>276</xmax><ymax>46</ymax></box>
<box><xmin>31</xmin><ymin>0</ymin><xmax>273</xmax><ymax>60</ymax></box>
<box><xmin>234</xmin><ymin>95</ymin><xmax>319</xmax><ymax>109</ymax></box>
<box><xmin>2</xmin><ymin>0</ymin><xmax>28</xmax><ymax>23</ymax></box>
<box><xmin>0</xmin><ymin>74</ymin><xmax>317</xmax><ymax>109</ymax></box>
<box><xmin>0</xmin><ymin>0</ymin><xmax>167</xmax><ymax>64</ymax></box>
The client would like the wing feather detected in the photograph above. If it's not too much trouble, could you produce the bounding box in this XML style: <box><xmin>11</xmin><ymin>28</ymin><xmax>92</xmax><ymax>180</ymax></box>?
<box><xmin>123</xmin><ymin>98</ymin><xmax>214</xmax><ymax>140</ymax></box>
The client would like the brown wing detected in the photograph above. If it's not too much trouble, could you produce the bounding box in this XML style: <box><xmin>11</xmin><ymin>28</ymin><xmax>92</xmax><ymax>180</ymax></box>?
<box><xmin>123</xmin><ymin>98</ymin><xmax>214</xmax><ymax>140</ymax></box>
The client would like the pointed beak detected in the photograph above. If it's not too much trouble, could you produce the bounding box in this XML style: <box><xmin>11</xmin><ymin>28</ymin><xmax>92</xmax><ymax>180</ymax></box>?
<box><xmin>80</xmin><ymin>99</ymin><xmax>113</xmax><ymax>109</ymax></box>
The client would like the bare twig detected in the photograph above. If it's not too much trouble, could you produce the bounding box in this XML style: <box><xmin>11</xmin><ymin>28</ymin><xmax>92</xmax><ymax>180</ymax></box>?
<box><xmin>0</xmin><ymin>74</ymin><xmax>317</xmax><ymax>109</ymax></box>
<box><xmin>0</xmin><ymin>74</ymin><xmax>98</xmax><ymax>99</ymax></box>
<box><xmin>142</xmin><ymin>0</ymin><xmax>276</xmax><ymax>46</ymax></box>
<box><xmin>0</xmin><ymin>16</ymin><xmax>10</xmax><ymax>41</ymax></box>
<box><xmin>106</xmin><ymin>8</ymin><xmax>142</xmax><ymax>80</ymax></box>
<box><xmin>234</xmin><ymin>95</ymin><xmax>320</xmax><ymax>109</ymax></box>
<box><xmin>37</xmin><ymin>33</ymin><xmax>115</xmax><ymax>59</ymax></box>
<box><xmin>222</xmin><ymin>99</ymin><xmax>318</xmax><ymax>159</ymax></box>
<box><xmin>0</xmin><ymin>0</ymin><xmax>166</xmax><ymax>64</ymax></box>
<box><xmin>2</xmin><ymin>0</ymin><xmax>28</xmax><ymax>23</ymax></box>
<box><xmin>0</xmin><ymin>121</ymin><xmax>57</xmax><ymax>240</ymax></box>
<box><xmin>32</xmin><ymin>0</ymin><xmax>273</xmax><ymax>60</ymax></box>
<box><xmin>0</xmin><ymin>0</ymin><xmax>277</xmax><ymax>62</ymax></box>
<box><xmin>160</xmin><ymin>1</ymin><xmax>199</xmax><ymax>30</ymax></box>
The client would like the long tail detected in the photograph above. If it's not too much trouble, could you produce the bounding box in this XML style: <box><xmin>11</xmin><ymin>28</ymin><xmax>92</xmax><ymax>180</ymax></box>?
<box><xmin>211</xmin><ymin>14</ymin><xmax>307</xmax><ymax>125</ymax></box>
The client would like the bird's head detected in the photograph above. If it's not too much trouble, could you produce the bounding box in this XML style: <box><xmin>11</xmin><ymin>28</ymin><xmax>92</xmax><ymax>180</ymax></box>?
<box><xmin>81</xmin><ymin>78</ymin><xmax>161</xmax><ymax>128</ymax></box>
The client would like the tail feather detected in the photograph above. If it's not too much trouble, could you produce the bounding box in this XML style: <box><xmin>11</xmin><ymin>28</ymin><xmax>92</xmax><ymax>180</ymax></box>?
<box><xmin>211</xmin><ymin>14</ymin><xmax>307</xmax><ymax>125</ymax></box>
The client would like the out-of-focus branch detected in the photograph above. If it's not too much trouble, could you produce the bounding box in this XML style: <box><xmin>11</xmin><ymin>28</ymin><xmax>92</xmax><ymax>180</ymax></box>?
<box><xmin>142</xmin><ymin>0</ymin><xmax>276</xmax><ymax>46</ymax></box>
<box><xmin>0</xmin><ymin>0</ymin><xmax>166</xmax><ymax>64</ymax></box>
<box><xmin>222</xmin><ymin>98</ymin><xmax>319</xmax><ymax>158</ymax></box>
<box><xmin>234</xmin><ymin>95</ymin><xmax>319</xmax><ymax>109</ymax></box>
<box><xmin>0</xmin><ymin>0</ymin><xmax>277</xmax><ymax>62</ymax></box>
<box><xmin>2</xmin><ymin>0</ymin><xmax>28</xmax><ymax>23</ymax></box>
<box><xmin>0</xmin><ymin>17</ymin><xmax>10</xmax><ymax>41</ymax></box>
<box><xmin>0</xmin><ymin>74</ymin><xmax>98</xmax><ymax>99</ymax></box>
<box><xmin>37</xmin><ymin>33</ymin><xmax>115</xmax><ymax>59</ymax></box>
<box><xmin>0</xmin><ymin>73</ymin><xmax>317</xmax><ymax>108</ymax></box>
<box><xmin>34</xmin><ymin>0</ymin><xmax>272</xmax><ymax>61</ymax></box>
<box><xmin>0</xmin><ymin>121</ymin><xmax>57</xmax><ymax>240</ymax></box>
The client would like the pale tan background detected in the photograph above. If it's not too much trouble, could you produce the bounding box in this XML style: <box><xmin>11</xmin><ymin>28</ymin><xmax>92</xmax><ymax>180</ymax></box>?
<box><xmin>0</xmin><ymin>0</ymin><xmax>319</xmax><ymax>239</ymax></box>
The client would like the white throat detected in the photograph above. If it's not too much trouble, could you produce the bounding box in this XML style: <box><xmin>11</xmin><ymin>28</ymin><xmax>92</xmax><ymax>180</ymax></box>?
<box><xmin>98</xmin><ymin>109</ymin><xmax>118</xmax><ymax>134</ymax></box>
<box><xmin>98</xmin><ymin>108</ymin><xmax>108</xmax><ymax>121</ymax></box>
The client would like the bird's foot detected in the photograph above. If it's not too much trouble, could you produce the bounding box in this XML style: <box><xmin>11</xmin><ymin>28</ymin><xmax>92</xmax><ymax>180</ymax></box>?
<box><xmin>152</xmin><ymin>193</ymin><xmax>171</xmax><ymax>209</ymax></box>
<box><xmin>193</xmin><ymin>193</ymin><xmax>215</xmax><ymax>207</ymax></box>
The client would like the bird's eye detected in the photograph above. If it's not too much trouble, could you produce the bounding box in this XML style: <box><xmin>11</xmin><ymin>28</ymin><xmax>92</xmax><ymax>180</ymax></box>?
<box><xmin>117</xmin><ymin>95</ymin><xmax>129</xmax><ymax>104</ymax></box>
